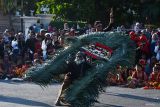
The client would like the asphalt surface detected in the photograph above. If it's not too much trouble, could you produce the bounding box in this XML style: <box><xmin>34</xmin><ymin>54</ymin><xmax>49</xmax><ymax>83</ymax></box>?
<box><xmin>0</xmin><ymin>80</ymin><xmax>160</xmax><ymax>107</ymax></box>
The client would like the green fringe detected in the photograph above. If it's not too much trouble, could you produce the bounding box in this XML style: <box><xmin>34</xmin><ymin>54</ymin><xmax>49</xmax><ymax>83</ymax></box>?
<box><xmin>25</xmin><ymin>32</ymin><xmax>136</xmax><ymax>106</ymax></box>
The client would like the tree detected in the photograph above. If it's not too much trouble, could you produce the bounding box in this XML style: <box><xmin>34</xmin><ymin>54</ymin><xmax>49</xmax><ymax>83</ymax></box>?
<box><xmin>0</xmin><ymin>0</ymin><xmax>17</xmax><ymax>14</ymax></box>
<box><xmin>0</xmin><ymin>0</ymin><xmax>18</xmax><ymax>28</ymax></box>
<box><xmin>36</xmin><ymin>0</ymin><xmax>160</xmax><ymax>26</ymax></box>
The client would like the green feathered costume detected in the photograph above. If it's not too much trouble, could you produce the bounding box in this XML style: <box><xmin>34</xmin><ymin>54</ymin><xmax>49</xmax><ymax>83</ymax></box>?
<box><xmin>25</xmin><ymin>32</ymin><xmax>136</xmax><ymax>107</ymax></box>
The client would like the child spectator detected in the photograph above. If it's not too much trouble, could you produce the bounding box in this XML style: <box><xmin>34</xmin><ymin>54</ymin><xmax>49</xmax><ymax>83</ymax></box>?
<box><xmin>106</xmin><ymin>72</ymin><xmax>117</xmax><ymax>86</ymax></box>
<box><xmin>149</xmin><ymin>63</ymin><xmax>160</xmax><ymax>82</ymax></box>
<box><xmin>127</xmin><ymin>64</ymin><xmax>148</xmax><ymax>88</ymax></box>
<box><xmin>116</xmin><ymin>66</ymin><xmax>125</xmax><ymax>85</ymax></box>
<box><xmin>144</xmin><ymin>63</ymin><xmax>160</xmax><ymax>89</ymax></box>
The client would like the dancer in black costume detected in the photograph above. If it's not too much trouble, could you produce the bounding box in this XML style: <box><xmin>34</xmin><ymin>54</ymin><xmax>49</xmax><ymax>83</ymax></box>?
<box><xmin>55</xmin><ymin>51</ymin><xmax>91</xmax><ymax>106</ymax></box>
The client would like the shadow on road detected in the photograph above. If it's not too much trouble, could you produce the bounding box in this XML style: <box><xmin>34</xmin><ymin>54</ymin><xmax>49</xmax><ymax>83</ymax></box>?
<box><xmin>0</xmin><ymin>95</ymin><xmax>53</xmax><ymax>107</ymax></box>
<box><xmin>0</xmin><ymin>80</ymin><xmax>25</xmax><ymax>84</ymax></box>
<box><xmin>106</xmin><ymin>92</ymin><xmax>160</xmax><ymax>103</ymax></box>
<box><xmin>94</xmin><ymin>103</ymin><xmax>123</xmax><ymax>107</ymax></box>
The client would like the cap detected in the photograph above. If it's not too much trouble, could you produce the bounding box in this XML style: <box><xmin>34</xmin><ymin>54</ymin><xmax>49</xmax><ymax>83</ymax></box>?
<box><xmin>45</xmin><ymin>33</ymin><xmax>51</xmax><ymax>37</ymax></box>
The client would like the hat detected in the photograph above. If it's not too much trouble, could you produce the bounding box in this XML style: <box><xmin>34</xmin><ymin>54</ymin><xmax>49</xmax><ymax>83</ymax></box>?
<box><xmin>45</xmin><ymin>33</ymin><xmax>51</xmax><ymax>37</ymax></box>
<box><xmin>40</xmin><ymin>29</ymin><xmax>46</xmax><ymax>33</ymax></box>
<box><xmin>129</xmin><ymin>31</ymin><xmax>135</xmax><ymax>36</ymax></box>
<box><xmin>136</xmin><ymin>22</ymin><xmax>140</xmax><ymax>26</ymax></box>
<box><xmin>139</xmin><ymin>59</ymin><xmax>146</xmax><ymax>65</ymax></box>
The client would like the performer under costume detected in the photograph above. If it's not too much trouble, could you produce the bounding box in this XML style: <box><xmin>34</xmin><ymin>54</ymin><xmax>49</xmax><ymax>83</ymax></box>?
<box><xmin>25</xmin><ymin>32</ymin><xmax>136</xmax><ymax>107</ymax></box>
<box><xmin>55</xmin><ymin>51</ymin><xmax>91</xmax><ymax>106</ymax></box>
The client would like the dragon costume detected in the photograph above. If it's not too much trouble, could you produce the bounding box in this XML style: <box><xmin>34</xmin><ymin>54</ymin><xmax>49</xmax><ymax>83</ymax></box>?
<box><xmin>25</xmin><ymin>32</ymin><xmax>136</xmax><ymax>107</ymax></box>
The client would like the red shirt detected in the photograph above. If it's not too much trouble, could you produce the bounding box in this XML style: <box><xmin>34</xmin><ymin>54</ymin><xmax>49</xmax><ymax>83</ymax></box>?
<box><xmin>150</xmin><ymin>72</ymin><xmax>160</xmax><ymax>82</ymax></box>
<box><xmin>35</xmin><ymin>41</ymin><xmax>41</xmax><ymax>54</ymax></box>
<box><xmin>132</xmin><ymin>71</ymin><xmax>148</xmax><ymax>81</ymax></box>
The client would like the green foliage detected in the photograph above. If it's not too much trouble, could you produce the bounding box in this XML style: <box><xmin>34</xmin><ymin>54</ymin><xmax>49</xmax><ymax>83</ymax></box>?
<box><xmin>49</xmin><ymin>20</ymin><xmax>86</xmax><ymax>29</ymax></box>
<box><xmin>25</xmin><ymin>32</ymin><xmax>136</xmax><ymax>107</ymax></box>
<box><xmin>0</xmin><ymin>0</ymin><xmax>17</xmax><ymax>14</ymax></box>
<box><xmin>36</xmin><ymin>0</ymin><xmax>160</xmax><ymax>25</ymax></box>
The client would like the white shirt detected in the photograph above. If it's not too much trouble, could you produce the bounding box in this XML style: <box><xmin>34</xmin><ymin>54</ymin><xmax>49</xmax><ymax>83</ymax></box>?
<box><xmin>11</xmin><ymin>40</ymin><xmax>19</xmax><ymax>50</ymax></box>
<box><xmin>154</xmin><ymin>45</ymin><xmax>160</xmax><ymax>61</ymax></box>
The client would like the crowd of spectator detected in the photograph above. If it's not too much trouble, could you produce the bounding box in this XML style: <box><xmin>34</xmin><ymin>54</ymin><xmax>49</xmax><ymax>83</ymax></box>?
<box><xmin>0</xmin><ymin>22</ymin><xmax>83</xmax><ymax>80</ymax></box>
<box><xmin>0</xmin><ymin>20</ymin><xmax>160</xmax><ymax>89</ymax></box>
<box><xmin>0</xmin><ymin>21</ymin><xmax>109</xmax><ymax>80</ymax></box>
<box><xmin>107</xmin><ymin>23</ymin><xmax>160</xmax><ymax>89</ymax></box>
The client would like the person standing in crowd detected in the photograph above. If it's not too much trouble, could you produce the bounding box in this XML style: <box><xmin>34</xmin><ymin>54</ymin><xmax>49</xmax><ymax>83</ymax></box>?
<box><xmin>94</xmin><ymin>21</ymin><xmax>103</xmax><ymax>32</ymax></box>
<box><xmin>3</xmin><ymin>29</ymin><xmax>10</xmax><ymax>44</ymax></box>
<box><xmin>9</xmin><ymin>28</ymin><xmax>16</xmax><ymax>41</ymax></box>
<box><xmin>154</xmin><ymin>41</ymin><xmax>160</xmax><ymax>61</ymax></box>
<box><xmin>35</xmin><ymin>34</ymin><xmax>42</xmax><ymax>56</ymax></box>
<box><xmin>11</xmin><ymin>34</ymin><xmax>19</xmax><ymax>64</ymax></box>
<box><xmin>39</xmin><ymin>29</ymin><xmax>46</xmax><ymax>41</ymax></box>
<box><xmin>25</xmin><ymin>31</ymin><xmax>37</xmax><ymax>62</ymax></box>
<box><xmin>2</xmin><ymin>51</ymin><xmax>12</xmax><ymax>79</ymax></box>
<box><xmin>134</xmin><ymin>22</ymin><xmax>141</xmax><ymax>34</ymax></box>
<box><xmin>137</xmin><ymin>33</ymin><xmax>150</xmax><ymax>58</ymax></box>
<box><xmin>151</xmin><ymin>33</ymin><xmax>158</xmax><ymax>56</ymax></box>
<box><xmin>17</xmin><ymin>32</ymin><xmax>26</xmax><ymax>63</ymax></box>
<box><xmin>59</xmin><ymin>29</ymin><xmax>65</xmax><ymax>47</ymax></box>
<box><xmin>85</xmin><ymin>24</ymin><xmax>92</xmax><ymax>34</ymax></box>
<box><xmin>42</xmin><ymin>33</ymin><xmax>54</xmax><ymax>60</ymax></box>
<box><xmin>64</xmin><ymin>23</ymin><xmax>70</xmax><ymax>31</ymax></box>
<box><xmin>0</xmin><ymin>36</ymin><xmax>4</xmax><ymax>59</ymax></box>
<box><xmin>48</xmin><ymin>25</ymin><xmax>54</xmax><ymax>33</ymax></box>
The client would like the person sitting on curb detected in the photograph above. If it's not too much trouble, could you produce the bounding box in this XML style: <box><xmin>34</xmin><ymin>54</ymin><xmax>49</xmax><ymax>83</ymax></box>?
<box><xmin>126</xmin><ymin>64</ymin><xmax>148</xmax><ymax>88</ymax></box>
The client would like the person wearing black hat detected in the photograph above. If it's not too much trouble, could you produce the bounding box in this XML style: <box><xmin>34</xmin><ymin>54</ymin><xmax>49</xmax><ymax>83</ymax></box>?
<box><xmin>55</xmin><ymin>51</ymin><xmax>91</xmax><ymax>106</ymax></box>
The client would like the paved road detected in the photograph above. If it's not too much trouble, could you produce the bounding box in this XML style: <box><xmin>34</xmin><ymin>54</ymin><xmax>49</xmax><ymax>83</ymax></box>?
<box><xmin>0</xmin><ymin>80</ymin><xmax>160</xmax><ymax>107</ymax></box>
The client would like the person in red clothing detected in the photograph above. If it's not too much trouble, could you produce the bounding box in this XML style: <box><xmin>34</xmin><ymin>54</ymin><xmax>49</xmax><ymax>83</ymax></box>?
<box><xmin>130</xmin><ymin>31</ymin><xmax>150</xmax><ymax>64</ymax></box>
<box><xmin>35</xmin><ymin>34</ymin><xmax>42</xmax><ymax>55</ymax></box>
<box><xmin>137</xmin><ymin>34</ymin><xmax>150</xmax><ymax>58</ymax></box>
<box><xmin>129</xmin><ymin>31</ymin><xmax>139</xmax><ymax>43</ymax></box>
<box><xmin>129</xmin><ymin>31</ymin><xmax>141</xmax><ymax>64</ymax></box>
<box><xmin>150</xmin><ymin>63</ymin><xmax>160</xmax><ymax>82</ymax></box>
<box><xmin>144</xmin><ymin>63</ymin><xmax>160</xmax><ymax>89</ymax></box>
<box><xmin>127</xmin><ymin>64</ymin><xmax>148</xmax><ymax>88</ymax></box>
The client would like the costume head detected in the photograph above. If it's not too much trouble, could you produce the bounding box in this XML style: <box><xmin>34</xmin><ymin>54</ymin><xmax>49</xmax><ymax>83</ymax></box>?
<box><xmin>74</xmin><ymin>51</ymin><xmax>85</xmax><ymax>65</ymax></box>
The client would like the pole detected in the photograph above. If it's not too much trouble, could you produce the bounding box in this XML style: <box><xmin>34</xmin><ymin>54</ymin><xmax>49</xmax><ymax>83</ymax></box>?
<box><xmin>21</xmin><ymin>0</ymin><xmax>24</xmax><ymax>32</ymax></box>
